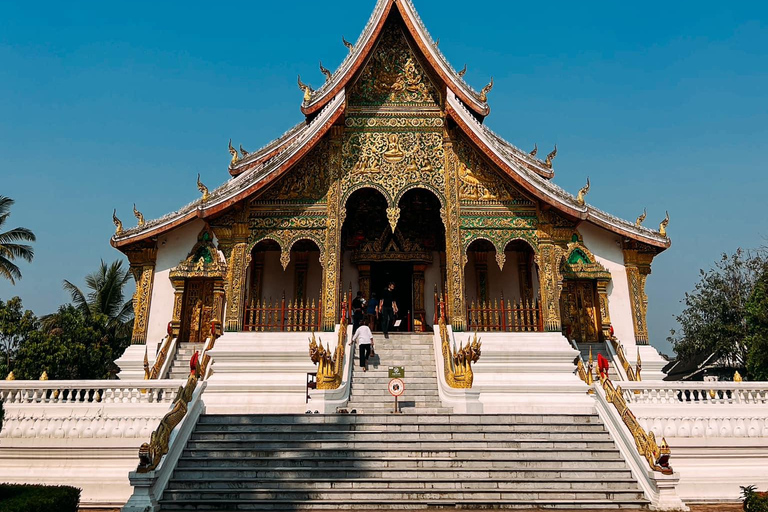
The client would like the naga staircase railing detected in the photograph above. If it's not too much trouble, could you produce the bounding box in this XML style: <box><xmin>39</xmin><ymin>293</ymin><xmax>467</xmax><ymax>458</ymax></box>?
<box><xmin>609</xmin><ymin>338</ymin><xmax>641</xmax><ymax>381</ymax></box>
<box><xmin>243</xmin><ymin>294</ymin><xmax>322</xmax><ymax>332</ymax></box>
<box><xmin>308</xmin><ymin>291</ymin><xmax>350</xmax><ymax>390</ymax></box>
<box><xmin>439</xmin><ymin>297</ymin><xmax>481</xmax><ymax>388</ymax></box>
<box><xmin>466</xmin><ymin>295</ymin><xmax>543</xmax><ymax>332</ymax></box>
<box><xmin>144</xmin><ymin>323</ymin><xmax>176</xmax><ymax>380</ymax></box>
<box><xmin>199</xmin><ymin>320</ymin><xmax>222</xmax><ymax>380</ymax></box>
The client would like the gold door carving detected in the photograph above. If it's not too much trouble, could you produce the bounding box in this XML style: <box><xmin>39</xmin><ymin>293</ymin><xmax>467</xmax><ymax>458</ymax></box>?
<box><xmin>561</xmin><ymin>280</ymin><xmax>602</xmax><ymax>343</ymax></box>
<box><xmin>181</xmin><ymin>279</ymin><xmax>215</xmax><ymax>343</ymax></box>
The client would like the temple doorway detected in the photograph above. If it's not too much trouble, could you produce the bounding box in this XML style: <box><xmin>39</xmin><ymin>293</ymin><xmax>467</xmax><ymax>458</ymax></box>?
<box><xmin>180</xmin><ymin>279</ymin><xmax>215</xmax><ymax>343</ymax></box>
<box><xmin>370</xmin><ymin>262</ymin><xmax>413</xmax><ymax>331</ymax></box>
<box><xmin>561</xmin><ymin>279</ymin><xmax>602</xmax><ymax>343</ymax></box>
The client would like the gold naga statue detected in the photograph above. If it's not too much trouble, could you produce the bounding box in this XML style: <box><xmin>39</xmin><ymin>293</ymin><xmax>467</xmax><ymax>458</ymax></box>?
<box><xmin>576</xmin><ymin>177</ymin><xmax>591</xmax><ymax>206</ymax></box>
<box><xmin>438</xmin><ymin>300</ymin><xmax>482</xmax><ymax>388</ymax></box>
<box><xmin>636</xmin><ymin>208</ymin><xmax>647</xmax><ymax>227</ymax></box>
<box><xmin>479</xmin><ymin>77</ymin><xmax>493</xmax><ymax>102</ymax></box>
<box><xmin>112</xmin><ymin>209</ymin><xmax>123</xmax><ymax>236</ymax></box>
<box><xmin>659</xmin><ymin>211</ymin><xmax>670</xmax><ymax>237</ymax></box>
<box><xmin>197</xmin><ymin>173</ymin><xmax>210</xmax><ymax>202</ymax></box>
<box><xmin>308</xmin><ymin>327</ymin><xmax>346</xmax><ymax>390</ymax></box>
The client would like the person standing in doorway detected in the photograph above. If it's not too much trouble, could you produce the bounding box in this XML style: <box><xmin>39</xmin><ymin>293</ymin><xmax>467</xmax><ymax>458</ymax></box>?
<box><xmin>352</xmin><ymin>291</ymin><xmax>365</xmax><ymax>334</ymax></box>
<box><xmin>367</xmin><ymin>291</ymin><xmax>378</xmax><ymax>330</ymax></box>
<box><xmin>351</xmin><ymin>317</ymin><xmax>374</xmax><ymax>371</ymax></box>
<box><xmin>379</xmin><ymin>282</ymin><xmax>398</xmax><ymax>339</ymax></box>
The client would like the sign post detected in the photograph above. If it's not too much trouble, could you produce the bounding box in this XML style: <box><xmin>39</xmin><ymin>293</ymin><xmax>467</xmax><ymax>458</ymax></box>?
<box><xmin>388</xmin><ymin>378</ymin><xmax>405</xmax><ymax>414</ymax></box>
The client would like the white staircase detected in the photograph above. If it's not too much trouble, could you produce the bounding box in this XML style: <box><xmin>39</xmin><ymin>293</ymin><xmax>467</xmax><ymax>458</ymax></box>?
<box><xmin>167</xmin><ymin>342</ymin><xmax>205</xmax><ymax>380</ymax></box>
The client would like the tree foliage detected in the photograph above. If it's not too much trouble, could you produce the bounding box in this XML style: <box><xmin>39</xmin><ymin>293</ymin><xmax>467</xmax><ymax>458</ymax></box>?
<box><xmin>746</xmin><ymin>267</ymin><xmax>768</xmax><ymax>381</ymax></box>
<box><xmin>0</xmin><ymin>196</ymin><xmax>36</xmax><ymax>284</ymax></box>
<box><xmin>669</xmin><ymin>249</ymin><xmax>768</xmax><ymax>378</ymax></box>
<box><xmin>0</xmin><ymin>297</ymin><xmax>38</xmax><ymax>376</ymax></box>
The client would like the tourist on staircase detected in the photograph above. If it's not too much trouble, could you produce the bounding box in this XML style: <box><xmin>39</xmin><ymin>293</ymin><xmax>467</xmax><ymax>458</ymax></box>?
<box><xmin>379</xmin><ymin>282</ymin><xmax>398</xmax><ymax>339</ymax></box>
<box><xmin>351</xmin><ymin>317</ymin><xmax>374</xmax><ymax>372</ymax></box>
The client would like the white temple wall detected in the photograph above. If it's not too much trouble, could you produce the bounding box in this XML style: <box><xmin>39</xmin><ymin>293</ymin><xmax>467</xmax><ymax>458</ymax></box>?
<box><xmin>580</xmin><ymin>222</ymin><xmax>636</xmax><ymax>347</ymax></box>
<box><xmin>146</xmin><ymin>219</ymin><xmax>207</xmax><ymax>360</ymax></box>
<box><xmin>283</xmin><ymin>250</ymin><xmax>323</xmax><ymax>303</ymax></box>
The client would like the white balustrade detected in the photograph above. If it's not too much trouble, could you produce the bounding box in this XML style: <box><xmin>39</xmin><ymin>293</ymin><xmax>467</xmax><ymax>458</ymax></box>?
<box><xmin>0</xmin><ymin>380</ymin><xmax>183</xmax><ymax>405</ymax></box>
<box><xmin>619</xmin><ymin>382</ymin><xmax>768</xmax><ymax>406</ymax></box>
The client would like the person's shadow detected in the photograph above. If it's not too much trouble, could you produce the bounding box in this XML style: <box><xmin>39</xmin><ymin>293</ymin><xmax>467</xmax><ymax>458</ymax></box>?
<box><xmin>369</xmin><ymin>351</ymin><xmax>382</xmax><ymax>370</ymax></box>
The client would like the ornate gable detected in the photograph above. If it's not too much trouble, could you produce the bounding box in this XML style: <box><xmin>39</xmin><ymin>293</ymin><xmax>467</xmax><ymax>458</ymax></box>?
<box><xmin>349</xmin><ymin>21</ymin><xmax>440</xmax><ymax>109</ymax></box>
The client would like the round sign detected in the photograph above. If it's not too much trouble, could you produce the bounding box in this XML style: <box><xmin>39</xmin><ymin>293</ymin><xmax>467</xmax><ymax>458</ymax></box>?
<box><xmin>388</xmin><ymin>378</ymin><xmax>405</xmax><ymax>397</ymax></box>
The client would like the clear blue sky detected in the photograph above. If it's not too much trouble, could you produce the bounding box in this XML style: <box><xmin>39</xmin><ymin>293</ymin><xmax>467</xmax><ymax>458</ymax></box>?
<box><xmin>1</xmin><ymin>0</ymin><xmax>766</xmax><ymax>356</ymax></box>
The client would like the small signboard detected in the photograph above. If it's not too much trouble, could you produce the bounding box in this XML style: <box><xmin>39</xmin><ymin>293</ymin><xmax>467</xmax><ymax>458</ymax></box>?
<box><xmin>388</xmin><ymin>378</ymin><xmax>405</xmax><ymax>397</ymax></box>
<box><xmin>388</xmin><ymin>366</ymin><xmax>405</xmax><ymax>378</ymax></box>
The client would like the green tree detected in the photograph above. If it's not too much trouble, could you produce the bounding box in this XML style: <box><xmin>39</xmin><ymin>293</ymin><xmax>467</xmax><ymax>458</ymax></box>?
<box><xmin>746</xmin><ymin>267</ymin><xmax>768</xmax><ymax>380</ymax></box>
<box><xmin>0</xmin><ymin>196</ymin><xmax>36</xmax><ymax>284</ymax></box>
<box><xmin>668</xmin><ymin>249</ymin><xmax>766</xmax><ymax>370</ymax></box>
<box><xmin>0</xmin><ymin>297</ymin><xmax>38</xmax><ymax>377</ymax></box>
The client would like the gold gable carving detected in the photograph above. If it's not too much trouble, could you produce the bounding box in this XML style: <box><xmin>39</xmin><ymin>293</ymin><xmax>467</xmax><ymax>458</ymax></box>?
<box><xmin>169</xmin><ymin>227</ymin><xmax>227</xmax><ymax>280</ymax></box>
<box><xmin>352</xmin><ymin>227</ymin><xmax>432</xmax><ymax>264</ymax></box>
<box><xmin>455</xmin><ymin>137</ymin><xmax>533</xmax><ymax>205</ymax></box>
<box><xmin>259</xmin><ymin>140</ymin><xmax>331</xmax><ymax>202</ymax></box>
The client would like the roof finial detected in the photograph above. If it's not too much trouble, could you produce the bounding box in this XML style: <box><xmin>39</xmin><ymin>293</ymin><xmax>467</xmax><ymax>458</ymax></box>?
<box><xmin>458</xmin><ymin>64</ymin><xmax>467</xmax><ymax>77</ymax></box>
<box><xmin>112</xmin><ymin>209</ymin><xmax>123</xmax><ymax>236</ymax></box>
<box><xmin>635</xmin><ymin>208</ymin><xmax>647</xmax><ymax>227</ymax></box>
<box><xmin>479</xmin><ymin>77</ymin><xmax>494</xmax><ymax>102</ymax></box>
<box><xmin>228</xmin><ymin>139</ymin><xmax>239</xmax><ymax>165</ymax></box>
<box><xmin>659</xmin><ymin>211</ymin><xmax>670</xmax><ymax>237</ymax></box>
<box><xmin>576</xmin><ymin>177</ymin><xmax>590</xmax><ymax>206</ymax></box>
<box><xmin>133</xmin><ymin>203</ymin><xmax>145</xmax><ymax>228</ymax></box>
<box><xmin>435</xmin><ymin>38</ymin><xmax>440</xmax><ymax>47</ymax></box>
<box><xmin>530</xmin><ymin>143</ymin><xmax>538</xmax><ymax>157</ymax></box>
<box><xmin>545</xmin><ymin>144</ymin><xmax>558</xmax><ymax>168</ymax></box>
<box><xmin>297</xmin><ymin>75</ymin><xmax>313</xmax><ymax>102</ymax></box>
<box><xmin>239</xmin><ymin>145</ymin><xmax>249</xmax><ymax>157</ymax></box>
<box><xmin>342</xmin><ymin>36</ymin><xmax>354</xmax><ymax>52</ymax></box>
<box><xmin>319</xmin><ymin>61</ymin><xmax>332</xmax><ymax>81</ymax></box>
<box><xmin>197</xmin><ymin>173</ymin><xmax>210</xmax><ymax>203</ymax></box>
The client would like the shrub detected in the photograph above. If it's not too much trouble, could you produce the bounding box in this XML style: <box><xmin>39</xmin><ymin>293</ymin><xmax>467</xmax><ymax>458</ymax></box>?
<box><xmin>0</xmin><ymin>484</ymin><xmax>80</xmax><ymax>512</ymax></box>
<box><xmin>742</xmin><ymin>485</ymin><xmax>768</xmax><ymax>512</ymax></box>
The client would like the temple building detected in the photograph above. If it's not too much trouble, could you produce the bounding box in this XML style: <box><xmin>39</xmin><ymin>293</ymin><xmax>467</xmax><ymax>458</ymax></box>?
<box><xmin>112</xmin><ymin>0</ymin><xmax>670</xmax><ymax>366</ymax></box>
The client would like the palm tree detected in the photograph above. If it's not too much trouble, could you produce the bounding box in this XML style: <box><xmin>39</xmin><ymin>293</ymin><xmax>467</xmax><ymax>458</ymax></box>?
<box><xmin>0</xmin><ymin>196</ymin><xmax>36</xmax><ymax>284</ymax></box>
<box><xmin>43</xmin><ymin>260</ymin><xmax>134</xmax><ymax>338</ymax></box>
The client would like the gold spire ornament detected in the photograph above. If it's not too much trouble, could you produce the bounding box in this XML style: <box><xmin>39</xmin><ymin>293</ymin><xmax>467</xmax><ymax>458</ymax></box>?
<box><xmin>530</xmin><ymin>143</ymin><xmax>538</xmax><ymax>157</ymax></box>
<box><xmin>40</xmin><ymin>371</ymin><xmax>48</xmax><ymax>381</ymax></box>
<box><xmin>458</xmin><ymin>64</ymin><xmax>467</xmax><ymax>77</ymax></box>
<box><xmin>576</xmin><ymin>177</ymin><xmax>591</xmax><ymax>206</ymax></box>
<box><xmin>319</xmin><ymin>61</ymin><xmax>332</xmax><ymax>81</ymax></box>
<box><xmin>133</xmin><ymin>204</ymin><xmax>145</xmax><ymax>228</ymax></box>
<box><xmin>659</xmin><ymin>211</ymin><xmax>670</xmax><ymax>237</ymax></box>
<box><xmin>734</xmin><ymin>370</ymin><xmax>743</xmax><ymax>382</ymax></box>
<box><xmin>112</xmin><ymin>209</ymin><xmax>124</xmax><ymax>236</ymax></box>
<box><xmin>239</xmin><ymin>145</ymin><xmax>249</xmax><ymax>157</ymax></box>
<box><xmin>635</xmin><ymin>208</ymin><xmax>647</xmax><ymax>227</ymax></box>
<box><xmin>342</xmin><ymin>36</ymin><xmax>354</xmax><ymax>51</ymax></box>
<box><xmin>228</xmin><ymin>139</ymin><xmax>239</xmax><ymax>165</ymax></box>
<box><xmin>297</xmin><ymin>75</ymin><xmax>314</xmax><ymax>102</ymax></box>
<box><xmin>479</xmin><ymin>77</ymin><xmax>494</xmax><ymax>102</ymax></box>
<box><xmin>5</xmin><ymin>371</ymin><xmax>14</xmax><ymax>381</ymax></box>
<box><xmin>197</xmin><ymin>173</ymin><xmax>210</xmax><ymax>202</ymax></box>
<box><xmin>545</xmin><ymin>145</ymin><xmax>558</xmax><ymax>168</ymax></box>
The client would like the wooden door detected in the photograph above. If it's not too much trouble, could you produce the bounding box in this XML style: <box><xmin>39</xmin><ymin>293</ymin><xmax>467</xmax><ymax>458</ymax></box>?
<box><xmin>181</xmin><ymin>279</ymin><xmax>215</xmax><ymax>343</ymax></box>
<box><xmin>560</xmin><ymin>280</ymin><xmax>601</xmax><ymax>343</ymax></box>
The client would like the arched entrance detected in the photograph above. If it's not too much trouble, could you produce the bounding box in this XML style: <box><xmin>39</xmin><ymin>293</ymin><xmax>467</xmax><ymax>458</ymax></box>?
<box><xmin>341</xmin><ymin>187</ymin><xmax>445</xmax><ymax>331</ymax></box>
<box><xmin>244</xmin><ymin>238</ymin><xmax>323</xmax><ymax>331</ymax></box>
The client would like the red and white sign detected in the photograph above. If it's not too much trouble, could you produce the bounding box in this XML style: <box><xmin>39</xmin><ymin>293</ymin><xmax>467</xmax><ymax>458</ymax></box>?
<box><xmin>388</xmin><ymin>378</ymin><xmax>405</xmax><ymax>397</ymax></box>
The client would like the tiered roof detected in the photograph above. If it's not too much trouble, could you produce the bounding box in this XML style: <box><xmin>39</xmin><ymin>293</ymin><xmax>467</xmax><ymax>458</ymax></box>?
<box><xmin>113</xmin><ymin>0</ymin><xmax>669</xmax><ymax>251</ymax></box>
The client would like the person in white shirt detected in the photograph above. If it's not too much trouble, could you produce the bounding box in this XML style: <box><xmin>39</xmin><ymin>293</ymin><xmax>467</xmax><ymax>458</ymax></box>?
<box><xmin>351</xmin><ymin>317</ymin><xmax>374</xmax><ymax>372</ymax></box>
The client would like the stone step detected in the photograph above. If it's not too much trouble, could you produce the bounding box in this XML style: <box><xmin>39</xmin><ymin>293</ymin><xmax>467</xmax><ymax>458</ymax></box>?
<box><xmin>159</xmin><ymin>500</ymin><xmax>647</xmax><ymax>511</ymax></box>
<box><xmin>197</xmin><ymin>414</ymin><xmax>604</xmax><ymax>425</ymax></box>
<box><xmin>172</xmin><ymin>467</ymin><xmax>635</xmax><ymax>480</ymax></box>
<box><xmin>167</xmin><ymin>477</ymin><xmax>640</xmax><ymax>491</ymax></box>
<box><xmin>185</xmin><ymin>439</ymin><xmax>618</xmax><ymax>451</ymax></box>
<box><xmin>189</xmin><ymin>431</ymin><xmax>614</xmax><ymax>442</ymax></box>
<box><xmin>181</xmin><ymin>447</ymin><xmax>624</xmax><ymax>459</ymax></box>
<box><xmin>192</xmin><ymin>423</ymin><xmax>609</xmax><ymax>433</ymax></box>
<box><xmin>176</xmin><ymin>456</ymin><xmax>631</xmax><ymax>470</ymax></box>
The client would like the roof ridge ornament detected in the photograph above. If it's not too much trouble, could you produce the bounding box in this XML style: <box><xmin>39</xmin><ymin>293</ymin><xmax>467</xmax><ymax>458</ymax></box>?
<box><xmin>576</xmin><ymin>177</ymin><xmax>590</xmax><ymax>206</ymax></box>
<box><xmin>458</xmin><ymin>64</ymin><xmax>467</xmax><ymax>77</ymax></box>
<box><xmin>319</xmin><ymin>61</ymin><xmax>332</xmax><ymax>81</ymax></box>
<box><xmin>659</xmin><ymin>211</ymin><xmax>670</xmax><ymax>237</ymax></box>
<box><xmin>530</xmin><ymin>143</ymin><xmax>538</xmax><ymax>157</ymax></box>
<box><xmin>435</xmin><ymin>38</ymin><xmax>440</xmax><ymax>47</ymax></box>
<box><xmin>112</xmin><ymin>209</ymin><xmax>123</xmax><ymax>236</ymax></box>
<box><xmin>197</xmin><ymin>173</ymin><xmax>210</xmax><ymax>203</ymax></box>
<box><xmin>228</xmin><ymin>139</ymin><xmax>239</xmax><ymax>165</ymax></box>
<box><xmin>342</xmin><ymin>36</ymin><xmax>354</xmax><ymax>52</ymax></box>
<box><xmin>239</xmin><ymin>145</ymin><xmax>249</xmax><ymax>157</ymax></box>
<box><xmin>479</xmin><ymin>77</ymin><xmax>493</xmax><ymax>102</ymax></box>
<box><xmin>133</xmin><ymin>203</ymin><xmax>145</xmax><ymax>228</ymax></box>
<box><xmin>297</xmin><ymin>75</ymin><xmax>314</xmax><ymax>102</ymax></box>
<box><xmin>545</xmin><ymin>144</ymin><xmax>557</xmax><ymax>168</ymax></box>
<box><xmin>635</xmin><ymin>208</ymin><xmax>647</xmax><ymax>227</ymax></box>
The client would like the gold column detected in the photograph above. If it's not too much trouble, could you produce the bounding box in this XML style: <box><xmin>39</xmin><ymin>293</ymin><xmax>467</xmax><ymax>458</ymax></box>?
<box><xmin>322</xmin><ymin>126</ymin><xmax>345</xmax><ymax>331</ymax></box>
<box><xmin>536</xmin><ymin>240</ymin><xmax>564</xmax><ymax>333</ymax></box>
<box><xmin>212</xmin><ymin>279</ymin><xmax>226</xmax><ymax>337</ymax></box>
<box><xmin>443</xmin><ymin>132</ymin><xmax>466</xmax><ymax>331</ymax></box>
<box><xmin>413</xmin><ymin>264</ymin><xmax>427</xmax><ymax>325</ymax></box>
<box><xmin>126</xmin><ymin>242</ymin><xmax>157</xmax><ymax>345</ymax></box>
<box><xmin>170</xmin><ymin>277</ymin><xmax>185</xmax><ymax>338</ymax></box>
<box><xmin>596</xmin><ymin>279</ymin><xmax>612</xmax><ymax>340</ymax></box>
<box><xmin>624</xmin><ymin>249</ymin><xmax>653</xmax><ymax>345</ymax></box>
<box><xmin>224</xmin><ymin>242</ymin><xmax>249</xmax><ymax>332</ymax></box>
